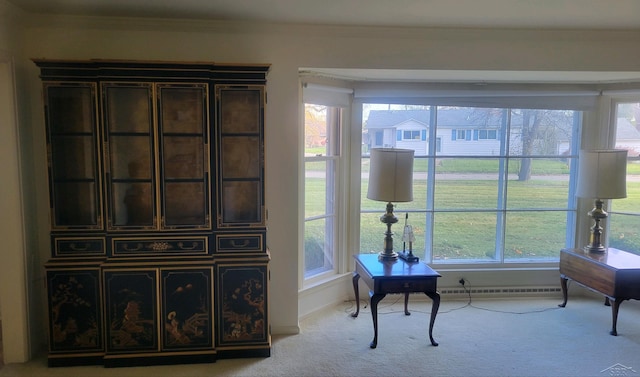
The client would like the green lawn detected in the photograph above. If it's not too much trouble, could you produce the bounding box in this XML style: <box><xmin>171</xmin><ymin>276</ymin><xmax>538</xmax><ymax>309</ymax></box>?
<box><xmin>304</xmin><ymin>157</ymin><xmax>640</xmax><ymax>269</ymax></box>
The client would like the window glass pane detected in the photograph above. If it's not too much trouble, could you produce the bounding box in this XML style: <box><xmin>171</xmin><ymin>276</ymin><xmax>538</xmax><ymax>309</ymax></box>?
<box><xmin>438</xmin><ymin>107</ymin><xmax>504</xmax><ymax>157</ymax></box>
<box><xmin>508</xmin><ymin>109</ymin><xmax>576</xmax><ymax>156</ymax></box>
<box><xmin>504</xmin><ymin>211</ymin><xmax>568</xmax><ymax>261</ymax></box>
<box><xmin>305</xmin><ymin>161</ymin><xmax>327</xmax><ymax>217</ymax></box>
<box><xmin>305</xmin><ymin>104</ymin><xmax>337</xmax><ymax>157</ymax></box>
<box><xmin>432</xmin><ymin>212</ymin><xmax>497</xmax><ymax>262</ymax></box>
<box><xmin>609</xmin><ymin>213</ymin><xmax>640</xmax><ymax>254</ymax></box>
<box><xmin>506</xmin><ymin>158</ymin><xmax>571</xmax><ymax>209</ymax></box>
<box><xmin>304</xmin><ymin>217</ymin><xmax>335</xmax><ymax>277</ymax></box>
<box><xmin>434</xmin><ymin>157</ymin><xmax>500</xmax><ymax>210</ymax></box>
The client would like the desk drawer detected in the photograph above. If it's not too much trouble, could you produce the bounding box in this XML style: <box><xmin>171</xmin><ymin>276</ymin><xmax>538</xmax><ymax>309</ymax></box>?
<box><xmin>376</xmin><ymin>278</ymin><xmax>437</xmax><ymax>294</ymax></box>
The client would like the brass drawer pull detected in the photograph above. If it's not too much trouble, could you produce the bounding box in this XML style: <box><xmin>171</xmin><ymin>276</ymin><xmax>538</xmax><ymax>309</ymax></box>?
<box><xmin>230</xmin><ymin>239</ymin><xmax>250</xmax><ymax>248</ymax></box>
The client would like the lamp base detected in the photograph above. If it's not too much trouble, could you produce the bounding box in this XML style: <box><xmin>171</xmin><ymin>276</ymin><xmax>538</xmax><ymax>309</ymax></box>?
<box><xmin>584</xmin><ymin>245</ymin><xmax>607</xmax><ymax>253</ymax></box>
<box><xmin>585</xmin><ymin>199</ymin><xmax>608</xmax><ymax>254</ymax></box>
<box><xmin>398</xmin><ymin>250</ymin><xmax>419</xmax><ymax>263</ymax></box>
<box><xmin>378</xmin><ymin>251</ymin><xmax>398</xmax><ymax>261</ymax></box>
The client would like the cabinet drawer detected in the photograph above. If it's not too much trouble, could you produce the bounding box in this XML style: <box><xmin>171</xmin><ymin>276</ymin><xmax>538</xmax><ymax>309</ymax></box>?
<box><xmin>376</xmin><ymin>278</ymin><xmax>437</xmax><ymax>294</ymax></box>
<box><xmin>216</xmin><ymin>233</ymin><xmax>264</xmax><ymax>252</ymax></box>
<box><xmin>111</xmin><ymin>237</ymin><xmax>208</xmax><ymax>257</ymax></box>
<box><xmin>54</xmin><ymin>237</ymin><xmax>105</xmax><ymax>257</ymax></box>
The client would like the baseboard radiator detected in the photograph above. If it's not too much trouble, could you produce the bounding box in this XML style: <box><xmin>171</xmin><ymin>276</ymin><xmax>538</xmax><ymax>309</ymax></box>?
<box><xmin>438</xmin><ymin>286</ymin><xmax>563</xmax><ymax>298</ymax></box>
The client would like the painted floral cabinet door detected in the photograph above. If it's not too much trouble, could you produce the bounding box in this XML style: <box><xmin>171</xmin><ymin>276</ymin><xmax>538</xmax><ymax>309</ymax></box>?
<box><xmin>161</xmin><ymin>267</ymin><xmax>213</xmax><ymax>350</ymax></box>
<box><xmin>103</xmin><ymin>269</ymin><xmax>158</xmax><ymax>354</ymax></box>
<box><xmin>103</xmin><ymin>266</ymin><xmax>215</xmax><ymax>357</ymax></box>
<box><xmin>46</xmin><ymin>265</ymin><xmax>103</xmax><ymax>357</ymax></box>
<box><xmin>216</xmin><ymin>262</ymin><xmax>270</xmax><ymax>351</ymax></box>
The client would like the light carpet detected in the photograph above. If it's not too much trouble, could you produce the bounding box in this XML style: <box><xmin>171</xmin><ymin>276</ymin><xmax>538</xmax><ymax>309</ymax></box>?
<box><xmin>2</xmin><ymin>294</ymin><xmax>640</xmax><ymax>377</ymax></box>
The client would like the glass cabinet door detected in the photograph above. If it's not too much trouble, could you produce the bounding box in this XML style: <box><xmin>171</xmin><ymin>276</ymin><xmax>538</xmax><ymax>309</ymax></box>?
<box><xmin>44</xmin><ymin>83</ymin><xmax>102</xmax><ymax>229</ymax></box>
<box><xmin>158</xmin><ymin>84</ymin><xmax>210</xmax><ymax>228</ymax></box>
<box><xmin>216</xmin><ymin>86</ymin><xmax>265</xmax><ymax>227</ymax></box>
<box><xmin>103</xmin><ymin>83</ymin><xmax>156</xmax><ymax>229</ymax></box>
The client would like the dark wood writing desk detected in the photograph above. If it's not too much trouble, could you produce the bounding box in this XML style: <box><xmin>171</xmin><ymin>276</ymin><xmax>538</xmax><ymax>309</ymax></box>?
<box><xmin>559</xmin><ymin>247</ymin><xmax>640</xmax><ymax>335</ymax></box>
<box><xmin>351</xmin><ymin>253</ymin><xmax>441</xmax><ymax>348</ymax></box>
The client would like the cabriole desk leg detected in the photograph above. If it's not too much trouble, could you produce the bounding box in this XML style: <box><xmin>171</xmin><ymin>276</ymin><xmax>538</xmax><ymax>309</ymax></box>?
<box><xmin>369</xmin><ymin>292</ymin><xmax>385</xmax><ymax>349</ymax></box>
<box><xmin>610</xmin><ymin>298</ymin><xmax>624</xmax><ymax>336</ymax></box>
<box><xmin>425</xmin><ymin>291</ymin><xmax>440</xmax><ymax>346</ymax></box>
<box><xmin>558</xmin><ymin>276</ymin><xmax>568</xmax><ymax>308</ymax></box>
<box><xmin>351</xmin><ymin>271</ymin><xmax>360</xmax><ymax>318</ymax></box>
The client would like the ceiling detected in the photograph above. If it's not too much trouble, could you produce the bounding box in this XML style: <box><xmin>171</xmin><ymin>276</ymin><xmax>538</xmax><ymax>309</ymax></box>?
<box><xmin>8</xmin><ymin>0</ymin><xmax>640</xmax><ymax>30</ymax></box>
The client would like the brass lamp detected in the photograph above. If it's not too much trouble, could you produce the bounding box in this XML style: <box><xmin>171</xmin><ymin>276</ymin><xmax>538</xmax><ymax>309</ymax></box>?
<box><xmin>576</xmin><ymin>149</ymin><xmax>628</xmax><ymax>253</ymax></box>
<box><xmin>367</xmin><ymin>148</ymin><xmax>414</xmax><ymax>260</ymax></box>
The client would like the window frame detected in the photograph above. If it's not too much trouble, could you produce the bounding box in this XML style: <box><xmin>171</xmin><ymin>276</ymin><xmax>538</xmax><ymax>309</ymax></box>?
<box><xmin>607</xmin><ymin>96</ymin><xmax>640</xmax><ymax>254</ymax></box>
<box><xmin>300</xmin><ymin>81</ymin><xmax>352</xmax><ymax>288</ymax></box>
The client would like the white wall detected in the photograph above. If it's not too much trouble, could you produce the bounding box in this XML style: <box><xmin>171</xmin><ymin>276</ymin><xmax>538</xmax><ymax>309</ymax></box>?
<box><xmin>9</xmin><ymin>12</ymin><xmax>640</xmax><ymax>359</ymax></box>
<box><xmin>0</xmin><ymin>0</ymin><xmax>31</xmax><ymax>363</ymax></box>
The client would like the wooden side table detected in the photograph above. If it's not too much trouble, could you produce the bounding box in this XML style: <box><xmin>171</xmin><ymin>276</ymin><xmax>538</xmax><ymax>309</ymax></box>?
<box><xmin>559</xmin><ymin>247</ymin><xmax>640</xmax><ymax>335</ymax></box>
<box><xmin>351</xmin><ymin>253</ymin><xmax>441</xmax><ymax>348</ymax></box>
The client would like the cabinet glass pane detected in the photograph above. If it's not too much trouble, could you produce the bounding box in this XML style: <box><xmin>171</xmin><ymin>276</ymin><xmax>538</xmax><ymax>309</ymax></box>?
<box><xmin>159</xmin><ymin>84</ymin><xmax>209</xmax><ymax>229</ymax></box>
<box><xmin>159</xmin><ymin>86</ymin><xmax>206</xmax><ymax>134</ymax></box>
<box><xmin>104</xmin><ymin>84</ymin><xmax>156</xmax><ymax>229</ymax></box>
<box><xmin>164</xmin><ymin>182</ymin><xmax>206</xmax><ymax>226</ymax></box>
<box><xmin>104</xmin><ymin>86</ymin><xmax>152</xmax><ymax>133</ymax></box>
<box><xmin>53</xmin><ymin>182</ymin><xmax>97</xmax><ymax>226</ymax></box>
<box><xmin>109</xmin><ymin>136</ymin><xmax>153</xmax><ymax>180</ymax></box>
<box><xmin>219</xmin><ymin>89</ymin><xmax>261</xmax><ymax>134</ymax></box>
<box><xmin>221</xmin><ymin>136</ymin><xmax>260</xmax><ymax>179</ymax></box>
<box><xmin>161</xmin><ymin>268</ymin><xmax>212</xmax><ymax>350</ymax></box>
<box><xmin>46</xmin><ymin>85</ymin><xmax>94</xmax><ymax>133</ymax></box>
<box><xmin>51</xmin><ymin>136</ymin><xmax>96</xmax><ymax>179</ymax></box>
<box><xmin>222</xmin><ymin>181</ymin><xmax>261</xmax><ymax>224</ymax></box>
<box><xmin>163</xmin><ymin>137</ymin><xmax>204</xmax><ymax>179</ymax></box>
<box><xmin>112</xmin><ymin>182</ymin><xmax>155</xmax><ymax>227</ymax></box>
<box><xmin>45</xmin><ymin>84</ymin><xmax>101</xmax><ymax>229</ymax></box>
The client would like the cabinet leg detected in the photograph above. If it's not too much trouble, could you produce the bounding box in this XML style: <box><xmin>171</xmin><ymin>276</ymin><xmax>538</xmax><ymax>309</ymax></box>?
<box><xmin>369</xmin><ymin>292</ymin><xmax>385</xmax><ymax>348</ymax></box>
<box><xmin>351</xmin><ymin>272</ymin><xmax>361</xmax><ymax>318</ymax></box>
<box><xmin>425</xmin><ymin>291</ymin><xmax>440</xmax><ymax>346</ymax></box>
<box><xmin>559</xmin><ymin>277</ymin><xmax>568</xmax><ymax>308</ymax></box>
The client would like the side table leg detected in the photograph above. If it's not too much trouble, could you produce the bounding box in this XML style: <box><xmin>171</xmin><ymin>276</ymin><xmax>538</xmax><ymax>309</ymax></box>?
<box><xmin>558</xmin><ymin>277</ymin><xmax>568</xmax><ymax>308</ymax></box>
<box><xmin>351</xmin><ymin>272</ymin><xmax>361</xmax><ymax>318</ymax></box>
<box><xmin>369</xmin><ymin>292</ymin><xmax>385</xmax><ymax>348</ymax></box>
<box><xmin>424</xmin><ymin>291</ymin><xmax>440</xmax><ymax>346</ymax></box>
<box><xmin>404</xmin><ymin>293</ymin><xmax>410</xmax><ymax>315</ymax></box>
<box><xmin>610</xmin><ymin>298</ymin><xmax>624</xmax><ymax>336</ymax></box>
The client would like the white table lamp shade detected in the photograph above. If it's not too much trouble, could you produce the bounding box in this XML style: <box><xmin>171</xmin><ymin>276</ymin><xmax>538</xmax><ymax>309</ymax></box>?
<box><xmin>577</xmin><ymin>150</ymin><xmax>628</xmax><ymax>199</ymax></box>
<box><xmin>367</xmin><ymin>148</ymin><xmax>414</xmax><ymax>202</ymax></box>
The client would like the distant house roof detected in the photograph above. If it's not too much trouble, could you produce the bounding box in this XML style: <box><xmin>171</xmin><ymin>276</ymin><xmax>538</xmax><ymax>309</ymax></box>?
<box><xmin>366</xmin><ymin>110</ymin><xmax>430</xmax><ymax>129</ymax></box>
<box><xmin>616</xmin><ymin>117</ymin><xmax>640</xmax><ymax>140</ymax></box>
<box><xmin>366</xmin><ymin>108</ymin><xmax>507</xmax><ymax>130</ymax></box>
